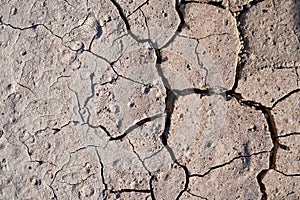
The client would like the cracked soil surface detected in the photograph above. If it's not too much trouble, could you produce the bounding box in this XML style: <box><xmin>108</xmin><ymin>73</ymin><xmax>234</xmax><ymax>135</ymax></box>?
<box><xmin>0</xmin><ymin>0</ymin><xmax>299</xmax><ymax>199</ymax></box>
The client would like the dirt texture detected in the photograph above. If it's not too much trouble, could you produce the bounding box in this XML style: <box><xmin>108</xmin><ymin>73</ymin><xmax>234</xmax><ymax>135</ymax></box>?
<box><xmin>0</xmin><ymin>0</ymin><xmax>299</xmax><ymax>199</ymax></box>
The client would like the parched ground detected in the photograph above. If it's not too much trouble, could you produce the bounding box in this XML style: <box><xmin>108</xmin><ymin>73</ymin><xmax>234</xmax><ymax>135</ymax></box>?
<box><xmin>0</xmin><ymin>0</ymin><xmax>299</xmax><ymax>199</ymax></box>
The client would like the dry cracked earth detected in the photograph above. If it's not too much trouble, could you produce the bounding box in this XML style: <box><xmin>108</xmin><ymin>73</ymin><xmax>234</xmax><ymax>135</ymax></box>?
<box><xmin>0</xmin><ymin>0</ymin><xmax>299</xmax><ymax>199</ymax></box>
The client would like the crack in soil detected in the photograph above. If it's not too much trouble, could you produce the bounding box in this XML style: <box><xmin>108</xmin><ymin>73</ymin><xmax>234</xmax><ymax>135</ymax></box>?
<box><xmin>95</xmin><ymin>147</ymin><xmax>109</xmax><ymax>199</ymax></box>
<box><xmin>190</xmin><ymin>151</ymin><xmax>269</xmax><ymax>178</ymax></box>
<box><xmin>226</xmin><ymin>91</ymin><xmax>279</xmax><ymax>200</ymax></box>
<box><xmin>1</xmin><ymin>0</ymin><xmax>298</xmax><ymax>199</ymax></box>
<box><xmin>273</xmin><ymin>169</ymin><xmax>300</xmax><ymax>177</ymax></box>
<box><xmin>110</xmin><ymin>113</ymin><xmax>163</xmax><ymax>141</ymax></box>
<box><xmin>271</xmin><ymin>88</ymin><xmax>300</xmax><ymax>109</ymax></box>
<box><xmin>277</xmin><ymin>132</ymin><xmax>300</xmax><ymax>138</ymax></box>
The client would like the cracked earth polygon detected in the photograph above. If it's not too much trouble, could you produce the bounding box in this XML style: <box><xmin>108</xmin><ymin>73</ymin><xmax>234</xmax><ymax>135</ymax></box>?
<box><xmin>0</xmin><ymin>0</ymin><xmax>299</xmax><ymax>199</ymax></box>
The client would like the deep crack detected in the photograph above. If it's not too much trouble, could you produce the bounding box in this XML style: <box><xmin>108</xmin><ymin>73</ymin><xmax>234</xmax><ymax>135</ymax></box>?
<box><xmin>227</xmin><ymin>91</ymin><xmax>280</xmax><ymax>200</ymax></box>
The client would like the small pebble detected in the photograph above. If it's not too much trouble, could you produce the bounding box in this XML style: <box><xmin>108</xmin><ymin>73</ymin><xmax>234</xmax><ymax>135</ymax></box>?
<box><xmin>116</xmin><ymin>119</ymin><xmax>122</xmax><ymax>129</ymax></box>
<box><xmin>11</xmin><ymin>7</ymin><xmax>17</xmax><ymax>15</ymax></box>
<box><xmin>142</xmin><ymin>84</ymin><xmax>152</xmax><ymax>94</ymax></box>
<box><xmin>44</xmin><ymin>142</ymin><xmax>51</xmax><ymax>149</ymax></box>
<box><xmin>127</xmin><ymin>102</ymin><xmax>135</xmax><ymax>108</ymax></box>
<box><xmin>20</xmin><ymin>50</ymin><xmax>26</xmax><ymax>56</ymax></box>
<box><xmin>109</xmin><ymin>104</ymin><xmax>119</xmax><ymax>113</ymax></box>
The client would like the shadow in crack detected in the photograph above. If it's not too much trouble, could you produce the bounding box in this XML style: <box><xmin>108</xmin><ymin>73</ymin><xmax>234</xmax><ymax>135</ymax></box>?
<box><xmin>293</xmin><ymin>0</ymin><xmax>300</xmax><ymax>40</ymax></box>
